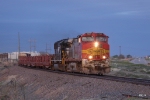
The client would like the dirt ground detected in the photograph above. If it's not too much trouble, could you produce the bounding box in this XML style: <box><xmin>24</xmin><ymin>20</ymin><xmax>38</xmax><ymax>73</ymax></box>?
<box><xmin>0</xmin><ymin>62</ymin><xmax>150</xmax><ymax>100</ymax></box>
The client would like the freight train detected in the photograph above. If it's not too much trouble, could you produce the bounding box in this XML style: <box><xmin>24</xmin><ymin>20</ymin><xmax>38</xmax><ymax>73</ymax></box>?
<box><xmin>18</xmin><ymin>32</ymin><xmax>110</xmax><ymax>75</ymax></box>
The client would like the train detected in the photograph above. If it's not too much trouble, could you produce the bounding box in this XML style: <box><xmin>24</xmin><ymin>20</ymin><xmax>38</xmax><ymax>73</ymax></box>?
<box><xmin>18</xmin><ymin>32</ymin><xmax>110</xmax><ymax>75</ymax></box>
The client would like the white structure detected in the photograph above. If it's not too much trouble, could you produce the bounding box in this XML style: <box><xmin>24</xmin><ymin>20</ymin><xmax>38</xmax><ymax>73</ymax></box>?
<box><xmin>8</xmin><ymin>52</ymin><xmax>18</xmax><ymax>60</ymax></box>
<box><xmin>8</xmin><ymin>51</ymin><xmax>40</xmax><ymax>60</ymax></box>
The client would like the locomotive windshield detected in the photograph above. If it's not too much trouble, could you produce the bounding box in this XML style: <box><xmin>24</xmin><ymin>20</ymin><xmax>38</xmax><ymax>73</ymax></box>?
<box><xmin>96</xmin><ymin>37</ymin><xmax>107</xmax><ymax>42</ymax></box>
<box><xmin>82</xmin><ymin>37</ymin><xmax>94</xmax><ymax>42</ymax></box>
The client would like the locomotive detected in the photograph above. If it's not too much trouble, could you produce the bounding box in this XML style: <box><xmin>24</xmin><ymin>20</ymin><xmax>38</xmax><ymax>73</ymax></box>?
<box><xmin>18</xmin><ymin>32</ymin><xmax>110</xmax><ymax>75</ymax></box>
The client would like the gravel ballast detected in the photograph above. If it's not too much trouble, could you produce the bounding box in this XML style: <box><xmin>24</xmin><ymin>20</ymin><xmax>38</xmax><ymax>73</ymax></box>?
<box><xmin>0</xmin><ymin>65</ymin><xmax>150</xmax><ymax>100</ymax></box>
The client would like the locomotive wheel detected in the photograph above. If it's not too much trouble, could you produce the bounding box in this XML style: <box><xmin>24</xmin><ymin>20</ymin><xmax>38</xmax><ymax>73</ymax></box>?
<box><xmin>51</xmin><ymin>66</ymin><xmax>55</xmax><ymax>71</ymax></box>
<box><xmin>82</xmin><ymin>68</ymin><xmax>90</xmax><ymax>74</ymax></box>
<box><xmin>76</xmin><ymin>63</ymin><xmax>83</xmax><ymax>73</ymax></box>
<box><xmin>58</xmin><ymin>64</ymin><xmax>67</xmax><ymax>71</ymax></box>
<box><xmin>98</xmin><ymin>68</ymin><xmax>104</xmax><ymax>76</ymax></box>
<box><xmin>98</xmin><ymin>71</ymin><xmax>104</xmax><ymax>76</ymax></box>
<box><xmin>66</xmin><ymin>63</ymin><xmax>74</xmax><ymax>72</ymax></box>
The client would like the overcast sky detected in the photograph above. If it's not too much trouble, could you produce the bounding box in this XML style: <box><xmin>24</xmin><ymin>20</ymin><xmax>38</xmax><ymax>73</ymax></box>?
<box><xmin>0</xmin><ymin>0</ymin><xmax>150</xmax><ymax>56</ymax></box>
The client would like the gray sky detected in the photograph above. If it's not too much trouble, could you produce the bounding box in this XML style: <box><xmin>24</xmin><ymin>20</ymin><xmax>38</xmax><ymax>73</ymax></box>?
<box><xmin>0</xmin><ymin>0</ymin><xmax>150</xmax><ymax>56</ymax></box>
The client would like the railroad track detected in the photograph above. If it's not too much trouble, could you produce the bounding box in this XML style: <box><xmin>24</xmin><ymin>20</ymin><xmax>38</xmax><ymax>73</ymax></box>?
<box><xmin>54</xmin><ymin>71</ymin><xmax>150</xmax><ymax>86</ymax></box>
<box><xmin>101</xmin><ymin>75</ymin><xmax>150</xmax><ymax>86</ymax></box>
<box><xmin>21</xmin><ymin>66</ymin><xmax>150</xmax><ymax>86</ymax></box>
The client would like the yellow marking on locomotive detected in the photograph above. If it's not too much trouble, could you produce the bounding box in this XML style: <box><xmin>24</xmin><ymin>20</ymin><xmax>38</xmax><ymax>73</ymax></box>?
<box><xmin>82</xmin><ymin>47</ymin><xmax>109</xmax><ymax>55</ymax></box>
<box><xmin>62</xmin><ymin>51</ymin><xmax>65</xmax><ymax>65</ymax></box>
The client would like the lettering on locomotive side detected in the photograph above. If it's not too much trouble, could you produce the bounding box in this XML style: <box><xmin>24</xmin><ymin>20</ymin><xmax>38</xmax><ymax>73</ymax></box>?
<box><xmin>82</xmin><ymin>47</ymin><xmax>109</xmax><ymax>55</ymax></box>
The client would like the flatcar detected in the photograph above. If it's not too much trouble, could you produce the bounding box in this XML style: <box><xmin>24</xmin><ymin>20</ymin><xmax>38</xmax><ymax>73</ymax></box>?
<box><xmin>18</xmin><ymin>32</ymin><xmax>110</xmax><ymax>75</ymax></box>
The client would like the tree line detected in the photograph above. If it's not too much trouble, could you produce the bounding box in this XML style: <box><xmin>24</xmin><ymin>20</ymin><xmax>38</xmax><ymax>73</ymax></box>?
<box><xmin>112</xmin><ymin>54</ymin><xmax>132</xmax><ymax>59</ymax></box>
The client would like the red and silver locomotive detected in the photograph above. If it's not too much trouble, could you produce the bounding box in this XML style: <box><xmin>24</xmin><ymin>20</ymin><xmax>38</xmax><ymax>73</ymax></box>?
<box><xmin>54</xmin><ymin>32</ymin><xmax>110</xmax><ymax>74</ymax></box>
<box><xmin>19</xmin><ymin>32</ymin><xmax>110</xmax><ymax>75</ymax></box>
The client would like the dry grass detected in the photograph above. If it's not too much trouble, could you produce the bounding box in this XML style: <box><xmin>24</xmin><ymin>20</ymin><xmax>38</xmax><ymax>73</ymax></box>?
<box><xmin>0</xmin><ymin>61</ymin><xmax>27</xmax><ymax>100</ymax></box>
<box><xmin>0</xmin><ymin>77</ymin><xmax>27</xmax><ymax>100</ymax></box>
<box><xmin>110</xmin><ymin>60</ymin><xmax>150</xmax><ymax>79</ymax></box>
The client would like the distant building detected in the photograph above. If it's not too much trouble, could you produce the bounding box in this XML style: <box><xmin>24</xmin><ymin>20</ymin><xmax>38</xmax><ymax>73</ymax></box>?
<box><xmin>0</xmin><ymin>51</ymin><xmax>53</xmax><ymax>63</ymax></box>
<box><xmin>0</xmin><ymin>51</ymin><xmax>40</xmax><ymax>62</ymax></box>
<box><xmin>0</xmin><ymin>53</ymin><xmax>8</xmax><ymax>61</ymax></box>
<box><xmin>8</xmin><ymin>51</ymin><xmax>40</xmax><ymax>60</ymax></box>
<box><xmin>8</xmin><ymin>52</ymin><xmax>18</xmax><ymax>60</ymax></box>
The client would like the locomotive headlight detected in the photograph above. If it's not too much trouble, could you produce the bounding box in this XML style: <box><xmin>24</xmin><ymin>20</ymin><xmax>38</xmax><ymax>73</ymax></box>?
<box><xmin>88</xmin><ymin>55</ymin><xmax>93</xmax><ymax>59</ymax></box>
<box><xmin>94</xmin><ymin>42</ymin><xmax>99</xmax><ymax>47</ymax></box>
<box><xmin>102</xmin><ymin>55</ymin><xmax>106</xmax><ymax>59</ymax></box>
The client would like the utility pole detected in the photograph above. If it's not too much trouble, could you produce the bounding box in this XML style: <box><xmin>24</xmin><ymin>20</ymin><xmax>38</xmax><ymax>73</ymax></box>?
<box><xmin>33</xmin><ymin>40</ymin><xmax>36</xmax><ymax>52</ymax></box>
<box><xmin>46</xmin><ymin>43</ymin><xmax>47</xmax><ymax>54</ymax></box>
<box><xmin>18</xmin><ymin>32</ymin><xmax>20</xmax><ymax>60</ymax></box>
<box><xmin>119</xmin><ymin>46</ymin><xmax>121</xmax><ymax>55</ymax></box>
<box><xmin>29</xmin><ymin>39</ymin><xmax>31</xmax><ymax>54</ymax></box>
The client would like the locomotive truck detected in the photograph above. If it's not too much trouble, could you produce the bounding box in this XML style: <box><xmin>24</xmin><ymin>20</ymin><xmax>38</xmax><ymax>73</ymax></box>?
<box><xmin>18</xmin><ymin>32</ymin><xmax>110</xmax><ymax>75</ymax></box>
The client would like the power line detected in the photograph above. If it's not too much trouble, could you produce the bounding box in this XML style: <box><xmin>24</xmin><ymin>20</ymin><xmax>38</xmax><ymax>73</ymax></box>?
<box><xmin>46</xmin><ymin>43</ymin><xmax>51</xmax><ymax>54</ymax></box>
<box><xmin>29</xmin><ymin>39</ymin><xmax>36</xmax><ymax>53</ymax></box>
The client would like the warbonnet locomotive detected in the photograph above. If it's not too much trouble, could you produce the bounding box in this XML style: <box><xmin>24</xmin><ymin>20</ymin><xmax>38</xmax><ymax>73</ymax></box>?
<box><xmin>18</xmin><ymin>32</ymin><xmax>110</xmax><ymax>75</ymax></box>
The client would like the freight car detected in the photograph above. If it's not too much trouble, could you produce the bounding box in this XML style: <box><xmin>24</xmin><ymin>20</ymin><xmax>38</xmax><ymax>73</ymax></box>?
<box><xmin>18</xmin><ymin>32</ymin><xmax>110</xmax><ymax>75</ymax></box>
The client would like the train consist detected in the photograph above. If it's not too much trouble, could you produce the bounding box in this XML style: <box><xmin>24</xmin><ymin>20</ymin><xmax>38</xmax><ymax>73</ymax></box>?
<box><xmin>18</xmin><ymin>32</ymin><xmax>110</xmax><ymax>75</ymax></box>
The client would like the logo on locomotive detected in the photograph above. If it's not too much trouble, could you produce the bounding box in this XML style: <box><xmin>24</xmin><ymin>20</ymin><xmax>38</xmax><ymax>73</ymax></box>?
<box><xmin>82</xmin><ymin>47</ymin><xmax>109</xmax><ymax>55</ymax></box>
